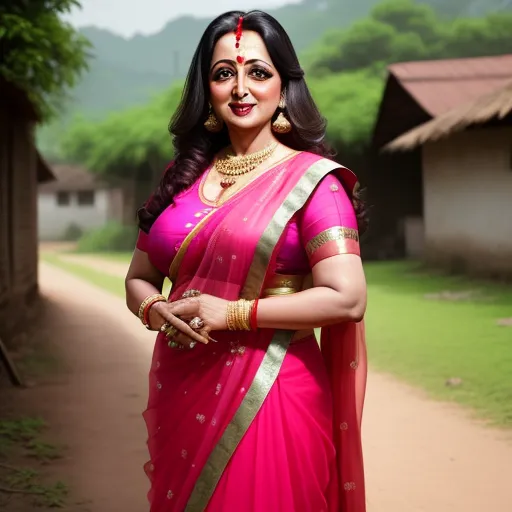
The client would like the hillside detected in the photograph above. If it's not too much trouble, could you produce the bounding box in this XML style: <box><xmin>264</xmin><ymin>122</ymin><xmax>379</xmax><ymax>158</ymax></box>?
<box><xmin>61</xmin><ymin>0</ymin><xmax>512</xmax><ymax>115</ymax></box>
<box><xmin>70</xmin><ymin>1</ymin><xmax>377</xmax><ymax>114</ymax></box>
<box><xmin>37</xmin><ymin>0</ymin><xmax>512</xmax><ymax>157</ymax></box>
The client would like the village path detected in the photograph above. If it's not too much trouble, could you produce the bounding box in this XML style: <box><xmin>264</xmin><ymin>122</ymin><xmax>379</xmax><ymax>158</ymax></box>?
<box><xmin>32</xmin><ymin>260</ymin><xmax>512</xmax><ymax>511</ymax></box>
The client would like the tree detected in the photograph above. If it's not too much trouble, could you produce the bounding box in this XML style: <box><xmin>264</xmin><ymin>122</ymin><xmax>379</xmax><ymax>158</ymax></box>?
<box><xmin>371</xmin><ymin>0</ymin><xmax>444</xmax><ymax>45</ymax></box>
<box><xmin>0</xmin><ymin>0</ymin><xmax>90</xmax><ymax>120</ymax></box>
<box><xmin>443</xmin><ymin>14</ymin><xmax>512</xmax><ymax>58</ymax></box>
<box><xmin>60</xmin><ymin>0</ymin><xmax>512</xmax><ymax>174</ymax></box>
<box><xmin>305</xmin><ymin>1</ymin><xmax>439</xmax><ymax>74</ymax></box>
<box><xmin>330</xmin><ymin>19</ymin><xmax>398</xmax><ymax>72</ymax></box>
<box><xmin>305</xmin><ymin>0</ymin><xmax>512</xmax><ymax>75</ymax></box>
<box><xmin>309</xmin><ymin>71</ymin><xmax>384</xmax><ymax>149</ymax></box>
<box><xmin>62</xmin><ymin>70</ymin><xmax>382</xmax><ymax>180</ymax></box>
<box><xmin>61</xmin><ymin>83</ymin><xmax>183</xmax><ymax>177</ymax></box>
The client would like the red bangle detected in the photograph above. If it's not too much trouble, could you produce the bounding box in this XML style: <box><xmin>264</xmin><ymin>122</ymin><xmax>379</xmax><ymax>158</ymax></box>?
<box><xmin>143</xmin><ymin>296</ymin><xmax>165</xmax><ymax>326</ymax></box>
<box><xmin>250</xmin><ymin>299</ymin><xmax>259</xmax><ymax>330</ymax></box>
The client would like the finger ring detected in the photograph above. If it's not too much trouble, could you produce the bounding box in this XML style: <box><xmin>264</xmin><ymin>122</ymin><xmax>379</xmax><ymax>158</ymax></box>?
<box><xmin>189</xmin><ymin>341</ymin><xmax>197</xmax><ymax>350</ymax></box>
<box><xmin>168</xmin><ymin>340</ymin><xmax>180</xmax><ymax>349</ymax></box>
<box><xmin>189</xmin><ymin>317</ymin><xmax>205</xmax><ymax>330</ymax></box>
<box><xmin>165</xmin><ymin>325</ymin><xmax>178</xmax><ymax>338</ymax></box>
<box><xmin>182</xmin><ymin>289</ymin><xmax>201</xmax><ymax>299</ymax></box>
<box><xmin>160</xmin><ymin>322</ymin><xmax>170</xmax><ymax>333</ymax></box>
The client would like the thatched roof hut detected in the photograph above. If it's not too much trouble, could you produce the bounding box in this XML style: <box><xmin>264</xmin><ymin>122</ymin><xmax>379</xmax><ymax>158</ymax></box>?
<box><xmin>385</xmin><ymin>81</ymin><xmax>512</xmax><ymax>151</ymax></box>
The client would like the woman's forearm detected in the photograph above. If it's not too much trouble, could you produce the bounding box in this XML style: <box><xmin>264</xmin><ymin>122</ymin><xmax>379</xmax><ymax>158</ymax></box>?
<box><xmin>125</xmin><ymin>278</ymin><xmax>164</xmax><ymax>318</ymax></box>
<box><xmin>256</xmin><ymin>286</ymin><xmax>366</xmax><ymax>330</ymax></box>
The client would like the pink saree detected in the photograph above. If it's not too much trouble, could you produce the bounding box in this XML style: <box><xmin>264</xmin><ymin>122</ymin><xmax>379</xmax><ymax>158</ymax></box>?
<box><xmin>143</xmin><ymin>152</ymin><xmax>367</xmax><ymax>511</ymax></box>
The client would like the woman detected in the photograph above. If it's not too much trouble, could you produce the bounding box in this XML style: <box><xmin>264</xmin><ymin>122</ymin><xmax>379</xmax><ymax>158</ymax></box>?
<box><xmin>125</xmin><ymin>10</ymin><xmax>368</xmax><ymax>512</ymax></box>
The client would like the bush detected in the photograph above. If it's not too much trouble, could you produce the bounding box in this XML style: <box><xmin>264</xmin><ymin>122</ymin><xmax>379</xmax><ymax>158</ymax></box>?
<box><xmin>61</xmin><ymin>222</ymin><xmax>83</xmax><ymax>241</ymax></box>
<box><xmin>76</xmin><ymin>222</ymin><xmax>137</xmax><ymax>253</ymax></box>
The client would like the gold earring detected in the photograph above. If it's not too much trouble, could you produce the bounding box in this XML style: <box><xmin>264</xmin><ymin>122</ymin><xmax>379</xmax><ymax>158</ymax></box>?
<box><xmin>204</xmin><ymin>106</ymin><xmax>223</xmax><ymax>133</ymax></box>
<box><xmin>272</xmin><ymin>98</ymin><xmax>292</xmax><ymax>134</ymax></box>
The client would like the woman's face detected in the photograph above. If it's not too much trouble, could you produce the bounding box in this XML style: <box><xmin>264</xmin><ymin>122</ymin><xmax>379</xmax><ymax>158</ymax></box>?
<box><xmin>209</xmin><ymin>30</ymin><xmax>282</xmax><ymax>132</ymax></box>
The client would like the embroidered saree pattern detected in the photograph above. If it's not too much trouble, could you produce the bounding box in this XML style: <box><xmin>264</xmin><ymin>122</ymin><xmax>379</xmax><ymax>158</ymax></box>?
<box><xmin>306</xmin><ymin>226</ymin><xmax>360</xmax><ymax>267</ymax></box>
<box><xmin>140</xmin><ymin>152</ymin><xmax>367</xmax><ymax>511</ymax></box>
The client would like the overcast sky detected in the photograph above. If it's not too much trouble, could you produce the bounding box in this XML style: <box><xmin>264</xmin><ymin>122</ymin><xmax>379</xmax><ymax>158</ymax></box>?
<box><xmin>65</xmin><ymin>0</ymin><xmax>300</xmax><ymax>38</ymax></box>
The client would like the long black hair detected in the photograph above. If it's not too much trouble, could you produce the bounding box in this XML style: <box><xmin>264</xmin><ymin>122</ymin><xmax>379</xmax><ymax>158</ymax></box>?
<box><xmin>138</xmin><ymin>10</ymin><xmax>368</xmax><ymax>234</ymax></box>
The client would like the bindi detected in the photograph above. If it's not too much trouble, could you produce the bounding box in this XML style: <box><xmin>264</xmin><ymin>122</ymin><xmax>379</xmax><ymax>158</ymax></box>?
<box><xmin>235</xmin><ymin>16</ymin><xmax>245</xmax><ymax>64</ymax></box>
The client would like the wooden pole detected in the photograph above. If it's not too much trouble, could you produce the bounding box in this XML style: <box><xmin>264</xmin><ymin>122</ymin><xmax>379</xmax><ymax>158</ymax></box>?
<box><xmin>0</xmin><ymin>336</ymin><xmax>24</xmax><ymax>387</ymax></box>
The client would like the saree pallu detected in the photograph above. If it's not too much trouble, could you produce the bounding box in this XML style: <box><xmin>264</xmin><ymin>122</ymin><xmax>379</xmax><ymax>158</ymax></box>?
<box><xmin>143</xmin><ymin>152</ymin><xmax>367</xmax><ymax>511</ymax></box>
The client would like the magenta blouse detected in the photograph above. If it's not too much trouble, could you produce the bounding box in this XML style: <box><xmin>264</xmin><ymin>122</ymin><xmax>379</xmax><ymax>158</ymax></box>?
<box><xmin>137</xmin><ymin>167</ymin><xmax>359</xmax><ymax>277</ymax></box>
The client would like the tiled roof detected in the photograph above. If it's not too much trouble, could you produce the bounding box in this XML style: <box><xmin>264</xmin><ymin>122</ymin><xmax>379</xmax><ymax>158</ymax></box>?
<box><xmin>389</xmin><ymin>54</ymin><xmax>512</xmax><ymax>116</ymax></box>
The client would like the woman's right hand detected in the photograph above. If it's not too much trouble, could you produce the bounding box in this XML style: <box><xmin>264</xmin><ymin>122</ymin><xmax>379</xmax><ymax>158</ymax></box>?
<box><xmin>149</xmin><ymin>301</ymin><xmax>209</xmax><ymax>347</ymax></box>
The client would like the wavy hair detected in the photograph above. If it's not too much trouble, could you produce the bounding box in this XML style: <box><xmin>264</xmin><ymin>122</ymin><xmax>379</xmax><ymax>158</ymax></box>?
<box><xmin>138</xmin><ymin>10</ymin><xmax>368</xmax><ymax>234</ymax></box>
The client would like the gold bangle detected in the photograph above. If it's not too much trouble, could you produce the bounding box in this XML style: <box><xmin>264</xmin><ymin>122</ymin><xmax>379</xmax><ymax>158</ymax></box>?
<box><xmin>226</xmin><ymin>299</ymin><xmax>255</xmax><ymax>331</ymax></box>
<box><xmin>138</xmin><ymin>293</ymin><xmax>166</xmax><ymax>327</ymax></box>
<box><xmin>239</xmin><ymin>300</ymin><xmax>251</xmax><ymax>331</ymax></box>
<box><xmin>226</xmin><ymin>301</ymin><xmax>236</xmax><ymax>331</ymax></box>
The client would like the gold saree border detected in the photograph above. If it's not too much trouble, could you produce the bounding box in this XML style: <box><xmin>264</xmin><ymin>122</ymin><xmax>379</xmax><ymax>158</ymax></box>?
<box><xmin>305</xmin><ymin>226</ymin><xmax>359</xmax><ymax>257</ymax></box>
<box><xmin>309</xmin><ymin>239</ymin><xmax>361</xmax><ymax>268</ymax></box>
<box><xmin>241</xmin><ymin>158</ymin><xmax>346</xmax><ymax>299</ymax></box>
<box><xmin>185</xmin><ymin>157</ymin><xmax>346</xmax><ymax>510</ymax></box>
<box><xmin>185</xmin><ymin>329</ymin><xmax>294</xmax><ymax>511</ymax></box>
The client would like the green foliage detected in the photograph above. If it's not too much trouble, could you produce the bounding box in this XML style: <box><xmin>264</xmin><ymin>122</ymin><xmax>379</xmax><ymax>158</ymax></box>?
<box><xmin>76</xmin><ymin>222</ymin><xmax>138</xmax><ymax>253</ymax></box>
<box><xmin>38</xmin><ymin>0</ymin><xmax>502</xmax><ymax>159</ymax></box>
<box><xmin>0</xmin><ymin>417</ymin><xmax>46</xmax><ymax>444</ymax></box>
<box><xmin>0</xmin><ymin>0</ymin><xmax>90</xmax><ymax>120</ymax></box>
<box><xmin>2</xmin><ymin>467</ymin><xmax>69</xmax><ymax>508</ymax></box>
<box><xmin>306</xmin><ymin>0</ymin><xmax>512</xmax><ymax>74</ymax></box>
<box><xmin>26</xmin><ymin>439</ymin><xmax>64</xmax><ymax>462</ymax></box>
<box><xmin>59</xmin><ymin>0</ymin><xmax>512</xmax><ymax>174</ymax></box>
<box><xmin>309</xmin><ymin>70</ymin><xmax>385</xmax><ymax>148</ymax></box>
<box><xmin>372</xmin><ymin>0</ymin><xmax>443</xmax><ymax>44</ymax></box>
<box><xmin>62</xmin><ymin>222</ymin><xmax>84</xmax><ymax>242</ymax></box>
<box><xmin>61</xmin><ymin>83</ymin><xmax>182</xmax><ymax>174</ymax></box>
<box><xmin>443</xmin><ymin>14</ymin><xmax>512</xmax><ymax>58</ymax></box>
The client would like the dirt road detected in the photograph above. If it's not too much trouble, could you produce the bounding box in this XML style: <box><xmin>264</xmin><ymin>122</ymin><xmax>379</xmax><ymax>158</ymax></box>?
<box><xmin>26</xmin><ymin>261</ymin><xmax>512</xmax><ymax>511</ymax></box>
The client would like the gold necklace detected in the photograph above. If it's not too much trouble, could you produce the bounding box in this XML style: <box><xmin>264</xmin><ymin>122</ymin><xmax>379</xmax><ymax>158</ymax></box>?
<box><xmin>216</xmin><ymin>151</ymin><xmax>299</xmax><ymax>206</ymax></box>
<box><xmin>215</xmin><ymin>142</ymin><xmax>279</xmax><ymax>188</ymax></box>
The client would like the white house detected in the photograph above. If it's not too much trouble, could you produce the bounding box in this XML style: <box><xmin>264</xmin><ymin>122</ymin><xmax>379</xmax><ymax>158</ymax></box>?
<box><xmin>386</xmin><ymin>80</ymin><xmax>512</xmax><ymax>279</ymax></box>
<box><xmin>38</xmin><ymin>164</ymin><xmax>124</xmax><ymax>241</ymax></box>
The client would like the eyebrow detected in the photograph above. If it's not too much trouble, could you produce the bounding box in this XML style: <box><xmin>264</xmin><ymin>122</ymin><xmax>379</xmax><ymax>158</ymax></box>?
<box><xmin>210</xmin><ymin>58</ymin><xmax>273</xmax><ymax>72</ymax></box>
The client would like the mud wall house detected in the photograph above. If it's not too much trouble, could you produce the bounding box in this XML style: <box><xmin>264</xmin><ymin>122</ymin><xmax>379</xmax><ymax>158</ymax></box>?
<box><xmin>369</xmin><ymin>54</ymin><xmax>512</xmax><ymax>260</ymax></box>
<box><xmin>38</xmin><ymin>165</ymin><xmax>126</xmax><ymax>241</ymax></box>
<box><xmin>0</xmin><ymin>78</ymin><xmax>54</xmax><ymax>344</ymax></box>
<box><xmin>385</xmin><ymin>81</ymin><xmax>512</xmax><ymax>279</ymax></box>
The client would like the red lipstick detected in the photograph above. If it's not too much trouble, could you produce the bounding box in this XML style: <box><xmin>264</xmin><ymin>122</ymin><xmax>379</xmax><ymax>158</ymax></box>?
<box><xmin>229</xmin><ymin>103</ymin><xmax>255</xmax><ymax>117</ymax></box>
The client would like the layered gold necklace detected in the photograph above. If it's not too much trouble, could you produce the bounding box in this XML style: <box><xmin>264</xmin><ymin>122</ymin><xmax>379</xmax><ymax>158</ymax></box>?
<box><xmin>215</xmin><ymin>142</ymin><xmax>278</xmax><ymax>188</ymax></box>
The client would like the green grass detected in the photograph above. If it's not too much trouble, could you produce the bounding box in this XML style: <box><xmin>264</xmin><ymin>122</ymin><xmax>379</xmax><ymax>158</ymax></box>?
<box><xmin>40</xmin><ymin>252</ymin><xmax>126</xmax><ymax>298</ymax></box>
<box><xmin>82</xmin><ymin>251</ymin><xmax>133</xmax><ymax>263</ymax></box>
<box><xmin>2</xmin><ymin>466</ymin><xmax>68</xmax><ymax>508</ymax></box>
<box><xmin>364</xmin><ymin>261</ymin><xmax>512</xmax><ymax>426</ymax></box>
<box><xmin>0</xmin><ymin>417</ymin><xmax>68</xmax><ymax>507</ymax></box>
<box><xmin>41</xmin><ymin>253</ymin><xmax>512</xmax><ymax>426</ymax></box>
<box><xmin>40</xmin><ymin>251</ymin><xmax>172</xmax><ymax>298</ymax></box>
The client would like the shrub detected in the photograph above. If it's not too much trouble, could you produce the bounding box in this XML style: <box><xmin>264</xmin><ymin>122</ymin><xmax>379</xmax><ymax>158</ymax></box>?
<box><xmin>76</xmin><ymin>222</ymin><xmax>137</xmax><ymax>253</ymax></box>
<box><xmin>61</xmin><ymin>222</ymin><xmax>83</xmax><ymax>242</ymax></box>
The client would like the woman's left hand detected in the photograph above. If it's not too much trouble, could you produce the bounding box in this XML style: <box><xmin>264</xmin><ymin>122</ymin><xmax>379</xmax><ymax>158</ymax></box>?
<box><xmin>167</xmin><ymin>294</ymin><xmax>229</xmax><ymax>334</ymax></box>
